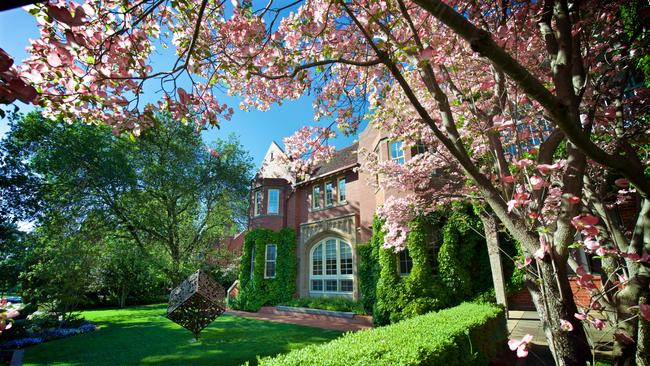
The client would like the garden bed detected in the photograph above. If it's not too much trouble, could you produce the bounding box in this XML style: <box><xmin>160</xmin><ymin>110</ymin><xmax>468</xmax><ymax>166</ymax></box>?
<box><xmin>274</xmin><ymin>306</ymin><xmax>354</xmax><ymax>319</ymax></box>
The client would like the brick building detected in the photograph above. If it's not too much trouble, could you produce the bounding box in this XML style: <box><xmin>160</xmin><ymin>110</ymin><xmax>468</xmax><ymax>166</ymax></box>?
<box><xmin>226</xmin><ymin>124</ymin><xmax>432</xmax><ymax>301</ymax></box>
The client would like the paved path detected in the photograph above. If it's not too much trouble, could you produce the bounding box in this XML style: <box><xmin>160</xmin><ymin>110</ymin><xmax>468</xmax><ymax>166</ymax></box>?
<box><xmin>226</xmin><ymin>307</ymin><xmax>373</xmax><ymax>332</ymax></box>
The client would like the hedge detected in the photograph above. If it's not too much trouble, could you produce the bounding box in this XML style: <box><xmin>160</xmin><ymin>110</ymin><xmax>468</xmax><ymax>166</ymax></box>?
<box><xmin>257</xmin><ymin>302</ymin><xmax>507</xmax><ymax>366</ymax></box>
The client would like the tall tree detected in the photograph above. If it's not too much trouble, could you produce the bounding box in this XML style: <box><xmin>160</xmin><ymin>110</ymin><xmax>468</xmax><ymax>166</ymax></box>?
<box><xmin>4</xmin><ymin>112</ymin><xmax>252</xmax><ymax>284</ymax></box>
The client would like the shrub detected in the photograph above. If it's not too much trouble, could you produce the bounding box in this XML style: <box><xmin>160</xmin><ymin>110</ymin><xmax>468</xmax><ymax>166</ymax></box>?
<box><xmin>257</xmin><ymin>302</ymin><xmax>507</xmax><ymax>366</ymax></box>
<box><xmin>280</xmin><ymin>297</ymin><xmax>366</xmax><ymax>315</ymax></box>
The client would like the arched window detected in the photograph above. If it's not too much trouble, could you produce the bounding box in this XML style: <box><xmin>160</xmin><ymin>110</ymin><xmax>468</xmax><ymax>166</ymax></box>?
<box><xmin>310</xmin><ymin>238</ymin><xmax>353</xmax><ymax>295</ymax></box>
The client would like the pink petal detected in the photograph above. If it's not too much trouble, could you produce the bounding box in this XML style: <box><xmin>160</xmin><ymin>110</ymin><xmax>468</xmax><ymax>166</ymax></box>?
<box><xmin>516</xmin><ymin>344</ymin><xmax>529</xmax><ymax>358</ymax></box>
<box><xmin>639</xmin><ymin>304</ymin><xmax>650</xmax><ymax>322</ymax></box>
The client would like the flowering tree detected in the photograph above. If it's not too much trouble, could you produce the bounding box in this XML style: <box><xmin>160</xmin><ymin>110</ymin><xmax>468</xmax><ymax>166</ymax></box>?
<box><xmin>17</xmin><ymin>0</ymin><xmax>650</xmax><ymax>364</ymax></box>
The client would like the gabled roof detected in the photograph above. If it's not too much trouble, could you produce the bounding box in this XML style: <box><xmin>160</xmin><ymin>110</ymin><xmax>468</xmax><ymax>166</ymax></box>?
<box><xmin>298</xmin><ymin>142</ymin><xmax>358</xmax><ymax>184</ymax></box>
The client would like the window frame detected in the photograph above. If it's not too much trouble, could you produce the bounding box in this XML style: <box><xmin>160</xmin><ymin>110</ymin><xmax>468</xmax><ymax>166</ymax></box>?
<box><xmin>254</xmin><ymin>190</ymin><xmax>263</xmax><ymax>216</ymax></box>
<box><xmin>389</xmin><ymin>141</ymin><xmax>405</xmax><ymax>165</ymax></box>
<box><xmin>312</xmin><ymin>185</ymin><xmax>322</xmax><ymax>210</ymax></box>
<box><xmin>264</xmin><ymin>244</ymin><xmax>277</xmax><ymax>279</ymax></box>
<box><xmin>398</xmin><ymin>248</ymin><xmax>413</xmax><ymax>276</ymax></box>
<box><xmin>337</xmin><ymin>178</ymin><xmax>347</xmax><ymax>203</ymax></box>
<box><xmin>267</xmin><ymin>188</ymin><xmax>280</xmax><ymax>215</ymax></box>
<box><xmin>325</xmin><ymin>181</ymin><xmax>334</xmax><ymax>207</ymax></box>
<box><xmin>309</xmin><ymin>238</ymin><xmax>354</xmax><ymax>295</ymax></box>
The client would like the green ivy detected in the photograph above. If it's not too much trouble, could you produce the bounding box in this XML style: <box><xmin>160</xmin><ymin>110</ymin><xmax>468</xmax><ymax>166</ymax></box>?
<box><xmin>357</xmin><ymin>217</ymin><xmax>382</xmax><ymax>314</ymax></box>
<box><xmin>232</xmin><ymin>228</ymin><xmax>296</xmax><ymax>311</ymax></box>
<box><xmin>366</xmin><ymin>204</ymin><xmax>514</xmax><ymax>325</ymax></box>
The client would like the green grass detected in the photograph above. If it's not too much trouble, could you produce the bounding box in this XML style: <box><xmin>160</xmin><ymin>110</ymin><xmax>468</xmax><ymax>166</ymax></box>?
<box><xmin>23</xmin><ymin>304</ymin><xmax>342</xmax><ymax>366</ymax></box>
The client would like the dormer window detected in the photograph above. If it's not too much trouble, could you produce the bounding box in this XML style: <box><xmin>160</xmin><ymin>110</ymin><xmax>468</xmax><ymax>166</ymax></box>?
<box><xmin>412</xmin><ymin>143</ymin><xmax>427</xmax><ymax>156</ymax></box>
<box><xmin>389</xmin><ymin>141</ymin><xmax>405</xmax><ymax>165</ymax></box>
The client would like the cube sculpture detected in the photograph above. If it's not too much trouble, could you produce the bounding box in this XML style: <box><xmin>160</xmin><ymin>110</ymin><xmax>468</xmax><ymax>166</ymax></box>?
<box><xmin>167</xmin><ymin>270</ymin><xmax>226</xmax><ymax>340</ymax></box>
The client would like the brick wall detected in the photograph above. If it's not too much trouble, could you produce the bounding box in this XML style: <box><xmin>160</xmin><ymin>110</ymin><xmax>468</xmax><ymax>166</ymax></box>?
<box><xmin>507</xmin><ymin>276</ymin><xmax>603</xmax><ymax>310</ymax></box>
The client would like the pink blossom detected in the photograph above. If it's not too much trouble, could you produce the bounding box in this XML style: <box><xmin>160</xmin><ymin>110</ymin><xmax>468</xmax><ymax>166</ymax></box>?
<box><xmin>512</xmin><ymin>159</ymin><xmax>533</xmax><ymax>169</ymax></box>
<box><xmin>574</xmin><ymin>312</ymin><xmax>588</xmax><ymax>321</ymax></box>
<box><xmin>614</xmin><ymin>331</ymin><xmax>634</xmax><ymax>344</ymax></box>
<box><xmin>508</xmin><ymin>334</ymin><xmax>533</xmax><ymax>358</ymax></box>
<box><xmin>534</xmin><ymin>236</ymin><xmax>549</xmax><ymax>260</ymax></box>
<box><xmin>501</xmin><ymin>175</ymin><xmax>515</xmax><ymax>184</ymax></box>
<box><xmin>529</xmin><ymin>175</ymin><xmax>547</xmax><ymax>190</ymax></box>
<box><xmin>516</xmin><ymin>256</ymin><xmax>533</xmax><ymax>269</ymax></box>
<box><xmin>560</xmin><ymin>319</ymin><xmax>573</xmax><ymax>332</ymax></box>
<box><xmin>571</xmin><ymin>214</ymin><xmax>599</xmax><ymax>229</ymax></box>
<box><xmin>614</xmin><ymin>178</ymin><xmax>629</xmax><ymax>188</ymax></box>
<box><xmin>567</xmin><ymin>195</ymin><xmax>580</xmax><ymax>205</ymax></box>
<box><xmin>536</xmin><ymin>162</ymin><xmax>563</xmax><ymax>175</ymax></box>
<box><xmin>629</xmin><ymin>304</ymin><xmax>650</xmax><ymax>322</ymax></box>
<box><xmin>507</xmin><ymin>192</ymin><xmax>531</xmax><ymax>213</ymax></box>
<box><xmin>590</xmin><ymin>318</ymin><xmax>605</xmax><ymax>330</ymax></box>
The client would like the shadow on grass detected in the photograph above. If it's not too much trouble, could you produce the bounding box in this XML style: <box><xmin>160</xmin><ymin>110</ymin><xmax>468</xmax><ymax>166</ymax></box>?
<box><xmin>23</xmin><ymin>305</ymin><xmax>342</xmax><ymax>366</ymax></box>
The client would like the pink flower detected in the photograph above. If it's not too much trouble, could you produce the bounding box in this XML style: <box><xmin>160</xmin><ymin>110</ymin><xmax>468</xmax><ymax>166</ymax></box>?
<box><xmin>584</xmin><ymin>238</ymin><xmax>600</xmax><ymax>252</ymax></box>
<box><xmin>513</xmin><ymin>158</ymin><xmax>533</xmax><ymax>169</ymax></box>
<box><xmin>537</xmin><ymin>162</ymin><xmax>563</xmax><ymax>175</ymax></box>
<box><xmin>571</xmin><ymin>214</ymin><xmax>599</xmax><ymax>230</ymax></box>
<box><xmin>501</xmin><ymin>175</ymin><xmax>515</xmax><ymax>184</ymax></box>
<box><xmin>534</xmin><ymin>236</ymin><xmax>549</xmax><ymax>260</ymax></box>
<box><xmin>590</xmin><ymin>318</ymin><xmax>605</xmax><ymax>330</ymax></box>
<box><xmin>507</xmin><ymin>192</ymin><xmax>531</xmax><ymax>213</ymax></box>
<box><xmin>629</xmin><ymin>304</ymin><xmax>650</xmax><ymax>322</ymax></box>
<box><xmin>574</xmin><ymin>312</ymin><xmax>588</xmax><ymax>321</ymax></box>
<box><xmin>614</xmin><ymin>178</ymin><xmax>629</xmax><ymax>188</ymax></box>
<box><xmin>614</xmin><ymin>331</ymin><xmax>634</xmax><ymax>344</ymax></box>
<box><xmin>508</xmin><ymin>334</ymin><xmax>533</xmax><ymax>358</ymax></box>
<box><xmin>529</xmin><ymin>175</ymin><xmax>547</xmax><ymax>190</ymax></box>
<box><xmin>516</xmin><ymin>256</ymin><xmax>533</xmax><ymax>269</ymax></box>
<box><xmin>567</xmin><ymin>195</ymin><xmax>580</xmax><ymax>205</ymax></box>
<box><xmin>560</xmin><ymin>319</ymin><xmax>573</xmax><ymax>332</ymax></box>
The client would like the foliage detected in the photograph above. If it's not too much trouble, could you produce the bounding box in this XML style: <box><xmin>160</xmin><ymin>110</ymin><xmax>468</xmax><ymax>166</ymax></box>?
<box><xmin>357</xmin><ymin>217</ymin><xmax>381</xmax><ymax>314</ymax></box>
<box><xmin>21</xmin><ymin>304</ymin><xmax>342</xmax><ymax>366</ymax></box>
<box><xmin>0</xmin><ymin>224</ymin><xmax>30</xmax><ymax>292</ymax></box>
<box><xmin>257</xmin><ymin>302</ymin><xmax>506</xmax><ymax>366</ymax></box>
<box><xmin>232</xmin><ymin>228</ymin><xmax>296</xmax><ymax>312</ymax></box>
<box><xmin>280</xmin><ymin>297</ymin><xmax>365</xmax><ymax>315</ymax></box>
<box><xmin>20</xmin><ymin>212</ymin><xmax>103</xmax><ymax>320</ymax></box>
<box><xmin>371</xmin><ymin>205</ymin><xmax>497</xmax><ymax>326</ymax></box>
<box><xmin>3</xmin><ymin>111</ymin><xmax>252</xmax><ymax>285</ymax></box>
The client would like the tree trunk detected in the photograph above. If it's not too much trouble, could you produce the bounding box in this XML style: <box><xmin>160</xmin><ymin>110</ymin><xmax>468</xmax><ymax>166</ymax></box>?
<box><xmin>526</xmin><ymin>257</ymin><xmax>590</xmax><ymax>366</ymax></box>
<box><xmin>479</xmin><ymin>211</ymin><xmax>508</xmax><ymax>308</ymax></box>
<box><xmin>637</xmin><ymin>297</ymin><xmax>650</xmax><ymax>365</ymax></box>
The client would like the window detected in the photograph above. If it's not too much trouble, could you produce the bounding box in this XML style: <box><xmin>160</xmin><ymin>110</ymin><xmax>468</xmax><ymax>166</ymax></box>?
<box><xmin>389</xmin><ymin>141</ymin><xmax>405</xmax><ymax>165</ymax></box>
<box><xmin>399</xmin><ymin>248</ymin><xmax>413</xmax><ymax>276</ymax></box>
<box><xmin>265</xmin><ymin>244</ymin><xmax>277</xmax><ymax>278</ymax></box>
<box><xmin>338</xmin><ymin>178</ymin><xmax>347</xmax><ymax>203</ymax></box>
<box><xmin>310</xmin><ymin>238</ymin><xmax>354</xmax><ymax>294</ymax></box>
<box><xmin>412</xmin><ymin>143</ymin><xmax>427</xmax><ymax>156</ymax></box>
<box><xmin>254</xmin><ymin>190</ymin><xmax>263</xmax><ymax>216</ymax></box>
<box><xmin>312</xmin><ymin>185</ymin><xmax>321</xmax><ymax>209</ymax></box>
<box><xmin>268</xmin><ymin>189</ymin><xmax>279</xmax><ymax>214</ymax></box>
<box><xmin>325</xmin><ymin>182</ymin><xmax>334</xmax><ymax>207</ymax></box>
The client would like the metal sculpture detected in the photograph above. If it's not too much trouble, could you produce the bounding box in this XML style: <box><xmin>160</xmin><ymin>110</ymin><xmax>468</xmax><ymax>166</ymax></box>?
<box><xmin>167</xmin><ymin>270</ymin><xmax>226</xmax><ymax>340</ymax></box>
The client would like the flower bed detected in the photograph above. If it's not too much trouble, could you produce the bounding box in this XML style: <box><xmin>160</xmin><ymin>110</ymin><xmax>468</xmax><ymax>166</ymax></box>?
<box><xmin>0</xmin><ymin>321</ymin><xmax>97</xmax><ymax>349</ymax></box>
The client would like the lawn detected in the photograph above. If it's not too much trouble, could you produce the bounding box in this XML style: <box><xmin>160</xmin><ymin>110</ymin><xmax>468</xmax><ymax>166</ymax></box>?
<box><xmin>22</xmin><ymin>304</ymin><xmax>343</xmax><ymax>366</ymax></box>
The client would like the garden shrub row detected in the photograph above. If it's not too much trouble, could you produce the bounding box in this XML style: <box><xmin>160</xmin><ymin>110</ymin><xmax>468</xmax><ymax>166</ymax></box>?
<box><xmin>257</xmin><ymin>302</ymin><xmax>507</xmax><ymax>366</ymax></box>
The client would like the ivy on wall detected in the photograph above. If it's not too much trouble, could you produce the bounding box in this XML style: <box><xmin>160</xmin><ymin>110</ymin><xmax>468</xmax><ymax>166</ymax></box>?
<box><xmin>365</xmin><ymin>203</ymin><xmax>520</xmax><ymax>326</ymax></box>
<box><xmin>231</xmin><ymin>228</ymin><xmax>296</xmax><ymax>311</ymax></box>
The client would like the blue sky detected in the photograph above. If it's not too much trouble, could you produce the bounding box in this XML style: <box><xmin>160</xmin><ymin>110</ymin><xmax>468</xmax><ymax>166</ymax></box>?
<box><xmin>0</xmin><ymin>7</ymin><xmax>359</xmax><ymax>168</ymax></box>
